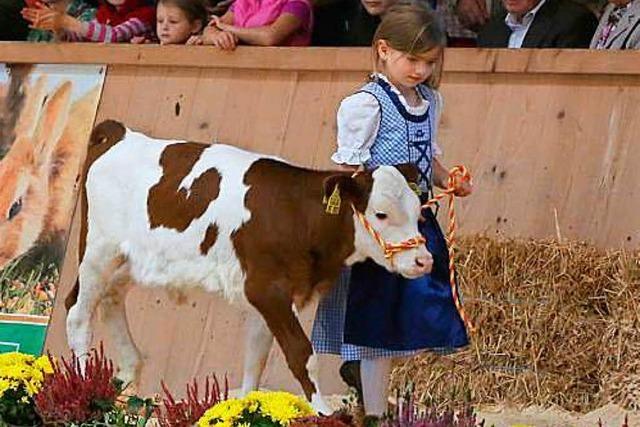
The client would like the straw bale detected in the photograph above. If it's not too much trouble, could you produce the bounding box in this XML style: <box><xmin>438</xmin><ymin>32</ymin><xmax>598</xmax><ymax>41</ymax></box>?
<box><xmin>391</xmin><ymin>236</ymin><xmax>640</xmax><ymax>412</ymax></box>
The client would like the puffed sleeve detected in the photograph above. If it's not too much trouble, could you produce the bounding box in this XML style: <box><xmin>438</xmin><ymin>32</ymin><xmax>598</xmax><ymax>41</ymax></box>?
<box><xmin>331</xmin><ymin>92</ymin><xmax>380</xmax><ymax>165</ymax></box>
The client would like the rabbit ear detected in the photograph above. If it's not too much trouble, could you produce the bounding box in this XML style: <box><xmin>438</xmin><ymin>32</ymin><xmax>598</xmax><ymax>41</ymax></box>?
<box><xmin>14</xmin><ymin>76</ymin><xmax>48</xmax><ymax>141</ymax></box>
<box><xmin>31</xmin><ymin>81</ymin><xmax>72</xmax><ymax>169</ymax></box>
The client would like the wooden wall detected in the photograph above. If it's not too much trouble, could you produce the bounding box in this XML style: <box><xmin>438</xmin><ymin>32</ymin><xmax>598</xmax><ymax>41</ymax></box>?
<box><xmin>2</xmin><ymin>44</ymin><xmax>639</xmax><ymax>398</ymax></box>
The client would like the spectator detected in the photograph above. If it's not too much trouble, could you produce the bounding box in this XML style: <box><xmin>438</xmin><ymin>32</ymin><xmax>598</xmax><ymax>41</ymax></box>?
<box><xmin>0</xmin><ymin>0</ymin><xmax>29</xmax><ymax>41</ymax></box>
<box><xmin>433</xmin><ymin>0</ymin><xmax>479</xmax><ymax>46</ymax></box>
<box><xmin>590</xmin><ymin>0</ymin><xmax>640</xmax><ymax>48</ymax></box>
<box><xmin>312</xmin><ymin>0</ymin><xmax>401</xmax><ymax>46</ymax></box>
<box><xmin>22</xmin><ymin>0</ymin><xmax>155</xmax><ymax>43</ymax></box>
<box><xmin>454</xmin><ymin>0</ymin><xmax>502</xmax><ymax>31</ymax></box>
<box><xmin>477</xmin><ymin>0</ymin><xmax>598</xmax><ymax>47</ymax></box>
<box><xmin>26</xmin><ymin>0</ymin><xmax>97</xmax><ymax>42</ymax></box>
<box><xmin>132</xmin><ymin>0</ymin><xmax>207</xmax><ymax>44</ymax></box>
<box><xmin>189</xmin><ymin>0</ymin><xmax>313</xmax><ymax>48</ymax></box>
<box><xmin>452</xmin><ymin>0</ymin><xmax>604</xmax><ymax>41</ymax></box>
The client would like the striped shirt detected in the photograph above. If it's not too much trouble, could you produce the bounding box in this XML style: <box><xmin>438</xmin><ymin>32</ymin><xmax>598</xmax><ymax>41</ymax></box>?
<box><xmin>66</xmin><ymin>17</ymin><xmax>152</xmax><ymax>42</ymax></box>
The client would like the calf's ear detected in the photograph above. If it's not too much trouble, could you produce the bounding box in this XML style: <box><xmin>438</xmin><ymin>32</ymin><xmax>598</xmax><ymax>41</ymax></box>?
<box><xmin>393</xmin><ymin>163</ymin><xmax>420</xmax><ymax>186</ymax></box>
<box><xmin>322</xmin><ymin>172</ymin><xmax>372</xmax><ymax>214</ymax></box>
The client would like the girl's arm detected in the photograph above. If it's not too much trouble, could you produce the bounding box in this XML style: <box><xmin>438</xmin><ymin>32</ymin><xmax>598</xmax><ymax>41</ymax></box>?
<box><xmin>22</xmin><ymin>6</ymin><xmax>152</xmax><ymax>42</ymax></box>
<box><xmin>196</xmin><ymin>11</ymin><xmax>237</xmax><ymax>47</ymax></box>
<box><xmin>214</xmin><ymin>12</ymin><xmax>304</xmax><ymax>46</ymax></box>
<box><xmin>432</xmin><ymin>158</ymin><xmax>449</xmax><ymax>190</ymax></box>
<box><xmin>66</xmin><ymin>17</ymin><xmax>153</xmax><ymax>42</ymax></box>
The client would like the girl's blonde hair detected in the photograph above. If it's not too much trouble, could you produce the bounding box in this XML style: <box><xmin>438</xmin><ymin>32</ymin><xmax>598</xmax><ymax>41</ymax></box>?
<box><xmin>372</xmin><ymin>1</ymin><xmax>446</xmax><ymax>88</ymax></box>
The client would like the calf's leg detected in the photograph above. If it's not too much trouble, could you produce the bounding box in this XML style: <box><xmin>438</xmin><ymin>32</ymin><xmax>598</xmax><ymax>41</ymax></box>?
<box><xmin>66</xmin><ymin>250</ymin><xmax>123</xmax><ymax>362</ymax></box>
<box><xmin>246</xmin><ymin>280</ymin><xmax>332</xmax><ymax>415</ymax></box>
<box><xmin>99</xmin><ymin>263</ymin><xmax>141</xmax><ymax>389</ymax></box>
<box><xmin>241</xmin><ymin>306</ymin><xmax>274</xmax><ymax>394</ymax></box>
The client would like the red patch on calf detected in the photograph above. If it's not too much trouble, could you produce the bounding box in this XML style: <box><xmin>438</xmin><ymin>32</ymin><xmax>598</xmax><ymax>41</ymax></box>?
<box><xmin>147</xmin><ymin>142</ymin><xmax>221</xmax><ymax>232</ymax></box>
<box><xmin>200</xmin><ymin>223</ymin><xmax>219</xmax><ymax>255</ymax></box>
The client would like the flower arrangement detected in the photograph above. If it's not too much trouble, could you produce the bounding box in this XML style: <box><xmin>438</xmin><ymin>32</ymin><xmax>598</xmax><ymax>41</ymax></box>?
<box><xmin>33</xmin><ymin>346</ymin><xmax>121</xmax><ymax>424</ymax></box>
<box><xmin>156</xmin><ymin>375</ymin><xmax>228</xmax><ymax>427</ymax></box>
<box><xmin>197</xmin><ymin>390</ymin><xmax>315</xmax><ymax>427</ymax></box>
<box><xmin>0</xmin><ymin>352</ymin><xmax>52</xmax><ymax>426</ymax></box>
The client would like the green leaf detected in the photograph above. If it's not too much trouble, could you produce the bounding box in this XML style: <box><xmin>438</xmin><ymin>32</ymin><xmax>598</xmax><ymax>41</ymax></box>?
<box><xmin>127</xmin><ymin>395</ymin><xmax>145</xmax><ymax>412</ymax></box>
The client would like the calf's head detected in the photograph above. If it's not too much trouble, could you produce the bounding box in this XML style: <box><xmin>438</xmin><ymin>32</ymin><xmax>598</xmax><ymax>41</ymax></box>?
<box><xmin>325</xmin><ymin>165</ymin><xmax>432</xmax><ymax>278</ymax></box>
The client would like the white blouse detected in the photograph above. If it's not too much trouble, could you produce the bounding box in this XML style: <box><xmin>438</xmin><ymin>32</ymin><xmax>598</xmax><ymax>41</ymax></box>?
<box><xmin>331</xmin><ymin>74</ymin><xmax>444</xmax><ymax>166</ymax></box>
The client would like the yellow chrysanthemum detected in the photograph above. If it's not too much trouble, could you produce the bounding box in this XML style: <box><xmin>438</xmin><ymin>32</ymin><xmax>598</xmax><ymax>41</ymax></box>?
<box><xmin>0</xmin><ymin>352</ymin><xmax>53</xmax><ymax>399</ymax></box>
<box><xmin>198</xmin><ymin>391</ymin><xmax>315</xmax><ymax>426</ymax></box>
<box><xmin>245</xmin><ymin>391</ymin><xmax>314</xmax><ymax>425</ymax></box>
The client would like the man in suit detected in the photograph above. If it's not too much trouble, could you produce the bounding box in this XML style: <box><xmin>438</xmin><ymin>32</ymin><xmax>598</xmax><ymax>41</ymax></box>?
<box><xmin>590</xmin><ymin>0</ymin><xmax>640</xmax><ymax>48</ymax></box>
<box><xmin>477</xmin><ymin>0</ymin><xmax>598</xmax><ymax>47</ymax></box>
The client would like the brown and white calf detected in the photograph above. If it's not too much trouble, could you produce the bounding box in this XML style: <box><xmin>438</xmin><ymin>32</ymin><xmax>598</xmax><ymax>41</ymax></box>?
<box><xmin>65</xmin><ymin>120</ymin><xmax>432</xmax><ymax>412</ymax></box>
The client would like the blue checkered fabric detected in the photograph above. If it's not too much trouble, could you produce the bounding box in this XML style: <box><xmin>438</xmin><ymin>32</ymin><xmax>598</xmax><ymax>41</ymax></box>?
<box><xmin>363</xmin><ymin>79</ymin><xmax>437</xmax><ymax>194</ymax></box>
<box><xmin>312</xmin><ymin>269</ymin><xmax>456</xmax><ymax>359</ymax></box>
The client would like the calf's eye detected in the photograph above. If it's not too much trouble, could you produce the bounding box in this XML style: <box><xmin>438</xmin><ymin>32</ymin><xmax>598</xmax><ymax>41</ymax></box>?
<box><xmin>375</xmin><ymin>212</ymin><xmax>387</xmax><ymax>220</ymax></box>
<box><xmin>8</xmin><ymin>198</ymin><xmax>22</xmax><ymax>220</ymax></box>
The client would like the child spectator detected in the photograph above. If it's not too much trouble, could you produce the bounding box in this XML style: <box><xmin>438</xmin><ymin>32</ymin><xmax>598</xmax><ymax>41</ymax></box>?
<box><xmin>26</xmin><ymin>0</ymin><xmax>97</xmax><ymax>42</ymax></box>
<box><xmin>188</xmin><ymin>0</ymin><xmax>313</xmax><ymax>48</ymax></box>
<box><xmin>132</xmin><ymin>0</ymin><xmax>207</xmax><ymax>44</ymax></box>
<box><xmin>22</xmin><ymin>0</ymin><xmax>155</xmax><ymax>43</ymax></box>
<box><xmin>312</xmin><ymin>2</ymin><xmax>472</xmax><ymax>422</ymax></box>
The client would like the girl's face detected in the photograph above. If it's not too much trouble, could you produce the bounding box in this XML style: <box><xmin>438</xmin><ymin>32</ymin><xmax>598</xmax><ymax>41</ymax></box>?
<box><xmin>377</xmin><ymin>41</ymin><xmax>441</xmax><ymax>91</ymax></box>
<box><xmin>106</xmin><ymin>0</ymin><xmax>127</xmax><ymax>6</ymax></box>
<box><xmin>360</xmin><ymin>0</ymin><xmax>398</xmax><ymax>16</ymax></box>
<box><xmin>156</xmin><ymin>2</ymin><xmax>201</xmax><ymax>45</ymax></box>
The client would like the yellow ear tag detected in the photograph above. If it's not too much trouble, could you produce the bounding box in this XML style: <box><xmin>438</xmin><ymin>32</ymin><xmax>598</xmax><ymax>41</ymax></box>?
<box><xmin>409</xmin><ymin>182</ymin><xmax>422</xmax><ymax>197</ymax></box>
<box><xmin>325</xmin><ymin>185</ymin><xmax>342</xmax><ymax>215</ymax></box>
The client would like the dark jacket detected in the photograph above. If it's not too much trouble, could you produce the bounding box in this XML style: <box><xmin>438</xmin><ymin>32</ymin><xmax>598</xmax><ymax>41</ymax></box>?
<box><xmin>0</xmin><ymin>0</ymin><xmax>28</xmax><ymax>41</ymax></box>
<box><xmin>477</xmin><ymin>0</ymin><xmax>598</xmax><ymax>48</ymax></box>
<box><xmin>311</xmin><ymin>0</ymin><xmax>380</xmax><ymax>46</ymax></box>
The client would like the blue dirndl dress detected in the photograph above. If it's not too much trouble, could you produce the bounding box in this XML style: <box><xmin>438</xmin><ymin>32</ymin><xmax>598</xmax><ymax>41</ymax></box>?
<box><xmin>311</xmin><ymin>78</ymin><xmax>469</xmax><ymax>360</ymax></box>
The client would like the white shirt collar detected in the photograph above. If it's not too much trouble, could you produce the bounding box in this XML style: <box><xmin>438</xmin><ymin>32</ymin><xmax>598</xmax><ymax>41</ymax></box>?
<box><xmin>505</xmin><ymin>0</ymin><xmax>547</xmax><ymax>28</ymax></box>
<box><xmin>371</xmin><ymin>73</ymin><xmax>430</xmax><ymax>113</ymax></box>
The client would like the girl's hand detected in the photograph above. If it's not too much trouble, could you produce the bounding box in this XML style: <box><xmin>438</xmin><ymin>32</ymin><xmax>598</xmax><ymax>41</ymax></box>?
<box><xmin>213</xmin><ymin>31</ymin><xmax>238</xmax><ymax>50</ymax></box>
<box><xmin>22</xmin><ymin>5</ymin><xmax>74</xmax><ymax>31</ymax></box>
<box><xmin>200</xmin><ymin>25</ymin><xmax>238</xmax><ymax>50</ymax></box>
<box><xmin>186</xmin><ymin>34</ymin><xmax>203</xmax><ymax>45</ymax></box>
<box><xmin>452</xmin><ymin>175</ymin><xmax>473</xmax><ymax>197</ymax></box>
<box><xmin>210</xmin><ymin>15</ymin><xmax>233</xmax><ymax>32</ymax></box>
<box><xmin>130</xmin><ymin>36</ymin><xmax>147</xmax><ymax>44</ymax></box>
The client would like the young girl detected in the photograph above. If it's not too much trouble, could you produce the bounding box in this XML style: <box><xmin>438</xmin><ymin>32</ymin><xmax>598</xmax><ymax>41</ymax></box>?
<box><xmin>157</xmin><ymin>0</ymin><xmax>206</xmax><ymax>44</ymax></box>
<box><xmin>22</xmin><ymin>0</ymin><xmax>155</xmax><ymax>43</ymax></box>
<box><xmin>311</xmin><ymin>2</ymin><xmax>472</xmax><ymax>423</ymax></box>
<box><xmin>188</xmin><ymin>0</ymin><xmax>313</xmax><ymax>49</ymax></box>
<box><xmin>131</xmin><ymin>0</ymin><xmax>207</xmax><ymax>44</ymax></box>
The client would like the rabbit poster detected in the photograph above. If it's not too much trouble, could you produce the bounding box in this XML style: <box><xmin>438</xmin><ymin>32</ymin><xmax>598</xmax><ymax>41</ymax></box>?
<box><xmin>0</xmin><ymin>63</ymin><xmax>105</xmax><ymax>353</ymax></box>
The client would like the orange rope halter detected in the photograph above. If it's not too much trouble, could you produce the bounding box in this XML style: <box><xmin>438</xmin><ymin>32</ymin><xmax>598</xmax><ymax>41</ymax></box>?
<box><xmin>352</xmin><ymin>208</ymin><xmax>426</xmax><ymax>260</ymax></box>
<box><xmin>421</xmin><ymin>165</ymin><xmax>476</xmax><ymax>333</ymax></box>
